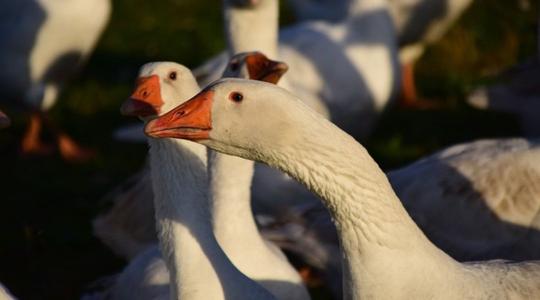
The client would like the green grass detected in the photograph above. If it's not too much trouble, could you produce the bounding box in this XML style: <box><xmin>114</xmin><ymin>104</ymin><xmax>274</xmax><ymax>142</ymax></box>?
<box><xmin>0</xmin><ymin>0</ymin><xmax>537</xmax><ymax>299</ymax></box>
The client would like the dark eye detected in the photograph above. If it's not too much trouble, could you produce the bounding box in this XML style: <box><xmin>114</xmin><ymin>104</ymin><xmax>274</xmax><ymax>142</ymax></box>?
<box><xmin>169</xmin><ymin>71</ymin><xmax>177</xmax><ymax>80</ymax></box>
<box><xmin>230</xmin><ymin>61</ymin><xmax>240</xmax><ymax>71</ymax></box>
<box><xmin>229</xmin><ymin>92</ymin><xmax>243</xmax><ymax>102</ymax></box>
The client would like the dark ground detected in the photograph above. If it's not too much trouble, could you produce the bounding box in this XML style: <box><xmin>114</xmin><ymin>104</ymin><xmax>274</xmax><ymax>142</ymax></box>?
<box><xmin>0</xmin><ymin>0</ymin><xmax>538</xmax><ymax>299</ymax></box>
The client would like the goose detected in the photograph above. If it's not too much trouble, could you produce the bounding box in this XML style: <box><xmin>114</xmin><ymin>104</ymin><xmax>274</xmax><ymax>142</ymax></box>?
<box><xmin>146</xmin><ymin>78</ymin><xmax>540</xmax><ymax>299</ymax></box>
<box><xmin>0</xmin><ymin>0</ymin><xmax>110</xmax><ymax>161</ymax></box>
<box><xmin>101</xmin><ymin>55</ymin><xmax>306</xmax><ymax>299</ymax></box>
<box><xmin>113</xmin><ymin>62</ymin><xmax>275</xmax><ymax>300</ymax></box>
<box><xmin>284</xmin><ymin>0</ymin><xmax>474</xmax><ymax>106</ymax></box>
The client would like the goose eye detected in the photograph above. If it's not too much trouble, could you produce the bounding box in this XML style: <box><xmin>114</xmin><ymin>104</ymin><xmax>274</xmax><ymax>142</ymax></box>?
<box><xmin>169</xmin><ymin>72</ymin><xmax>177</xmax><ymax>80</ymax></box>
<box><xmin>229</xmin><ymin>92</ymin><xmax>243</xmax><ymax>103</ymax></box>
<box><xmin>230</xmin><ymin>61</ymin><xmax>240</xmax><ymax>71</ymax></box>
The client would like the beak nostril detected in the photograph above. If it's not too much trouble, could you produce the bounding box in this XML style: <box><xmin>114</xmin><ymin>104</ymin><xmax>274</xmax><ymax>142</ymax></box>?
<box><xmin>175</xmin><ymin>110</ymin><xmax>186</xmax><ymax>118</ymax></box>
<box><xmin>142</xmin><ymin>90</ymin><xmax>149</xmax><ymax>97</ymax></box>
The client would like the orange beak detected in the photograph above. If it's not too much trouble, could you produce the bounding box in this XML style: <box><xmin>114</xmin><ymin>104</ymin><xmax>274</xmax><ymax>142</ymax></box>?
<box><xmin>0</xmin><ymin>110</ymin><xmax>10</xmax><ymax>129</ymax></box>
<box><xmin>246</xmin><ymin>53</ymin><xmax>288</xmax><ymax>84</ymax></box>
<box><xmin>144</xmin><ymin>90</ymin><xmax>213</xmax><ymax>140</ymax></box>
<box><xmin>120</xmin><ymin>75</ymin><xmax>163</xmax><ymax>117</ymax></box>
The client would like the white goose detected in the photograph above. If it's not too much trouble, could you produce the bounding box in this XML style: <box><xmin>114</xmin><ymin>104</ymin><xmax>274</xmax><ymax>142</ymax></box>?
<box><xmin>113</xmin><ymin>62</ymin><xmax>274</xmax><ymax>300</ymax></box>
<box><xmin>0</xmin><ymin>0</ymin><xmax>110</xmax><ymax>161</ymax></box>
<box><xmin>146</xmin><ymin>78</ymin><xmax>540</xmax><ymax>299</ymax></box>
<box><xmin>284</xmin><ymin>0</ymin><xmax>474</xmax><ymax>104</ymax></box>
<box><xmin>102</xmin><ymin>56</ymin><xmax>306</xmax><ymax>299</ymax></box>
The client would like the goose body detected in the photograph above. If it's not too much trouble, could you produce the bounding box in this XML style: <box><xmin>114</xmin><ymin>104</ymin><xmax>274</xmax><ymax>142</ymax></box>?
<box><xmin>0</xmin><ymin>0</ymin><xmax>110</xmax><ymax>110</ymax></box>
<box><xmin>146</xmin><ymin>78</ymin><xmax>540</xmax><ymax>299</ymax></box>
<box><xmin>0</xmin><ymin>0</ymin><xmax>110</xmax><ymax>160</ymax></box>
<box><xmin>92</xmin><ymin>165</ymin><xmax>156</xmax><ymax>260</ymax></box>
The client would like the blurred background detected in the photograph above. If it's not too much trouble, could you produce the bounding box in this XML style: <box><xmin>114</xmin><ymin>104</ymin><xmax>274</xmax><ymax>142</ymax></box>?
<box><xmin>0</xmin><ymin>0</ymin><xmax>538</xmax><ymax>299</ymax></box>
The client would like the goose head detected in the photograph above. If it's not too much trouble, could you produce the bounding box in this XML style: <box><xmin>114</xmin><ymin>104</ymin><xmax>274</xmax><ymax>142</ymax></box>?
<box><xmin>0</xmin><ymin>110</ymin><xmax>10</xmax><ymax>129</ymax></box>
<box><xmin>223</xmin><ymin>51</ymin><xmax>288</xmax><ymax>84</ymax></box>
<box><xmin>145</xmin><ymin>79</ymin><xmax>307</xmax><ymax>159</ymax></box>
<box><xmin>120</xmin><ymin>62</ymin><xmax>200</xmax><ymax>121</ymax></box>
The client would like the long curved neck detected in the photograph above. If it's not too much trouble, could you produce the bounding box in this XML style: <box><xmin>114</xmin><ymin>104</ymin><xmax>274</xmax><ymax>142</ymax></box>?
<box><xmin>222</xmin><ymin>0</ymin><xmax>278</xmax><ymax>56</ymax></box>
<box><xmin>148</xmin><ymin>138</ymin><xmax>272</xmax><ymax>299</ymax></box>
<box><xmin>254</xmin><ymin>108</ymin><xmax>457</xmax><ymax>299</ymax></box>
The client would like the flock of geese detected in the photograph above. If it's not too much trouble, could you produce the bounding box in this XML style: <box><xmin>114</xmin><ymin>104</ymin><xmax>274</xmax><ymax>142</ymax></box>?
<box><xmin>1</xmin><ymin>0</ymin><xmax>540</xmax><ymax>299</ymax></box>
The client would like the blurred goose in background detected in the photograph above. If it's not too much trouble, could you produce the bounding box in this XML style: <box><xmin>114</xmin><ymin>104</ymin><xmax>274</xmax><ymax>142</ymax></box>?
<box><xmin>285</xmin><ymin>0</ymin><xmax>474</xmax><ymax>107</ymax></box>
<box><xmin>196</xmin><ymin>0</ymin><xmax>399</xmax><ymax>140</ymax></box>
<box><xmin>0</xmin><ymin>0</ymin><xmax>111</xmax><ymax>161</ymax></box>
<box><xmin>147</xmin><ymin>79</ymin><xmax>540</xmax><ymax>299</ymax></box>
<box><xmin>262</xmin><ymin>138</ymin><xmax>540</xmax><ymax>297</ymax></box>
<box><xmin>0</xmin><ymin>110</ymin><xmax>10</xmax><ymax>129</ymax></box>
<box><xmin>95</xmin><ymin>56</ymin><xmax>307</xmax><ymax>300</ymax></box>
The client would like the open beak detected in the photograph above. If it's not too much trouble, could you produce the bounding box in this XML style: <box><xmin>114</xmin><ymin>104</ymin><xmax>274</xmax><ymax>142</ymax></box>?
<box><xmin>120</xmin><ymin>75</ymin><xmax>163</xmax><ymax>117</ymax></box>
<box><xmin>0</xmin><ymin>110</ymin><xmax>10</xmax><ymax>129</ymax></box>
<box><xmin>246</xmin><ymin>53</ymin><xmax>289</xmax><ymax>84</ymax></box>
<box><xmin>144</xmin><ymin>90</ymin><xmax>213</xmax><ymax>140</ymax></box>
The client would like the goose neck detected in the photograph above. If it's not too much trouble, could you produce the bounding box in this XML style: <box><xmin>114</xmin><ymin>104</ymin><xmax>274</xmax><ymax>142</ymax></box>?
<box><xmin>148</xmin><ymin>138</ymin><xmax>273</xmax><ymax>299</ymax></box>
<box><xmin>148</xmin><ymin>138</ymin><xmax>214</xmax><ymax>297</ymax></box>
<box><xmin>208</xmin><ymin>150</ymin><xmax>266</xmax><ymax>251</ymax></box>
<box><xmin>254</xmin><ymin>110</ymin><xmax>457</xmax><ymax>298</ymax></box>
<box><xmin>223</xmin><ymin>0</ymin><xmax>278</xmax><ymax>56</ymax></box>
